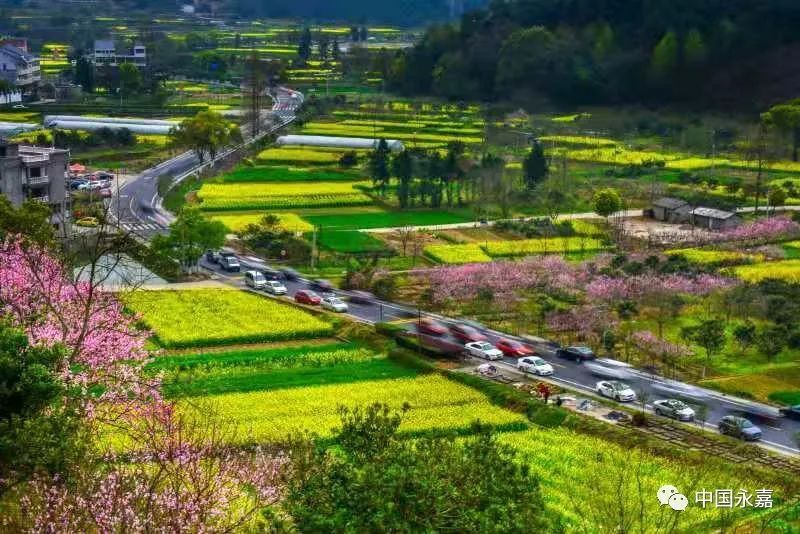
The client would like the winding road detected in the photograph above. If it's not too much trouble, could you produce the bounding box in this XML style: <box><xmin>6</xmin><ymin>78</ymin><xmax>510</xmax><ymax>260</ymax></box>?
<box><xmin>201</xmin><ymin>253</ymin><xmax>800</xmax><ymax>457</ymax></box>
<box><xmin>111</xmin><ymin>87</ymin><xmax>304</xmax><ymax>237</ymax></box>
<box><xmin>108</xmin><ymin>86</ymin><xmax>800</xmax><ymax>457</ymax></box>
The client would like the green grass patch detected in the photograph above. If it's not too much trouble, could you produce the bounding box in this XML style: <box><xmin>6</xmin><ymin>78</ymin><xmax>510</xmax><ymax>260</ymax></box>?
<box><xmin>149</xmin><ymin>342</ymin><xmax>370</xmax><ymax>372</ymax></box>
<box><xmin>769</xmin><ymin>391</ymin><xmax>800</xmax><ymax>405</ymax></box>
<box><xmin>221</xmin><ymin>166</ymin><xmax>361</xmax><ymax>183</ymax></box>
<box><xmin>317</xmin><ymin>230</ymin><xmax>387</xmax><ymax>253</ymax></box>
<box><xmin>304</xmin><ymin>210</ymin><xmax>473</xmax><ymax>230</ymax></box>
<box><xmin>165</xmin><ymin>358</ymin><xmax>412</xmax><ymax>397</ymax></box>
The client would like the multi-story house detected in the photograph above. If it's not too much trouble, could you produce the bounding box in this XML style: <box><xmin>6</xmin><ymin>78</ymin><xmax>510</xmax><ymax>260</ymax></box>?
<box><xmin>0</xmin><ymin>43</ymin><xmax>41</xmax><ymax>94</ymax></box>
<box><xmin>0</xmin><ymin>138</ymin><xmax>71</xmax><ymax>234</ymax></box>
<box><xmin>91</xmin><ymin>40</ymin><xmax>147</xmax><ymax>68</ymax></box>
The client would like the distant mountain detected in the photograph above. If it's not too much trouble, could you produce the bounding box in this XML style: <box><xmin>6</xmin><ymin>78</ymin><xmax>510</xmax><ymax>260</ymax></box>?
<box><xmin>228</xmin><ymin>0</ymin><xmax>487</xmax><ymax>26</ymax></box>
<box><xmin>386</xmin><ymin>0</ymin><xmax>800</xmax><ymax>110</ymax></box>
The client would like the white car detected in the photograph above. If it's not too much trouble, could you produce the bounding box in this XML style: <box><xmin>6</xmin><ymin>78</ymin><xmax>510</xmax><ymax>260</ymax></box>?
<box><xmin>596</xmin><ymin>380</ymin><xmax>637</xmax><ymax>402</ymax></box>
<box><xmin>465</xmin><ymin>341</ymin><xmax>503</xmax><ymax>361</ymax></box>
<box><xmin>517</xmin><ymin>356</ymin><xmax>554</xmax><ymax>376</ymax></box>
<box><xmin>321</xmin><ymin>296</ymin><xmax>348</xmax><ymax>312</ymax></box>
<box><xmin>264</xmin><ymin>280</ymin><xmax>287</xmax><ymax>295</ymax></box>
<box><xmin>652</xmin><ymin>399</ymin><xmax>696</xmax><ymax>421</ymax></box>
<box><xmin>244</xmin><ymin>270</ymin><xmax>266</xmax><ymax>290</ymax></box>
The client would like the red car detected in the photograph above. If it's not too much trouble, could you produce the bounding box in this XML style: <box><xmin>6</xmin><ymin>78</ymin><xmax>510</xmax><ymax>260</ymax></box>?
<box><xmin>449</xmin><ymin>323</ymin><xmax>487</xmax><ymax>343</ymax></box>
<box><xmin>294</xmin><ymin>290</ymin><xmax>321</xmax><ymax>305</ymax></box>
<box><xmin>416</xmin><ymin>318</ymin><xmax>447</xmax><ymax>336</ymax></box>
<box><xmin>496</xmin><ymin>338</ymin><xmax>534</xmax><ymax>357</ymax></box>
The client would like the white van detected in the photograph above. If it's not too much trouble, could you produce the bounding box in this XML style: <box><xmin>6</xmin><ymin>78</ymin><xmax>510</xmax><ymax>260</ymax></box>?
<box><xmin>244</xmin><ymin>270</ymin><xmax>266</xmax><ymax>289</ymax></box>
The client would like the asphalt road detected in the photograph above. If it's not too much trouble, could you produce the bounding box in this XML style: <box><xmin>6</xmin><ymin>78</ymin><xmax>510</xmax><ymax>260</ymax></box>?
<box><xmin>111</xmin><ymin>87</ymin><xmax>303</xmax><ymax>237</ymax></box>
<box><xmin>201</xmin><ymin>254</ymin><xmax>800</xmax><ymax>456</ymax></box>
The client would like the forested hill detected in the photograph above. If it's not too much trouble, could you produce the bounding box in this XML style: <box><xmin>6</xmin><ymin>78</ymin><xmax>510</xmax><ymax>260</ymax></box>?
<box><xmin>230</xmin><ymin>0</ymin><xmax>486</xmax><ymax>25</ymax></box>
<box><xmin>386</xmin><ymin>0</ymin><xmax>800</xmax><ymax>110</ymax></box>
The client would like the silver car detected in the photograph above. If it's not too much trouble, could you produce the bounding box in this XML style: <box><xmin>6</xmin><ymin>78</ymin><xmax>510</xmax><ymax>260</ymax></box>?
<box><xmin>653</xmin><ymin>399</ymin><xmax>695</xmax><ymax>421</ymax></box>
<box><xmin>596</xmin><ymin>380</ymin><xmax>637</xmax><ymax>402</ymax></box>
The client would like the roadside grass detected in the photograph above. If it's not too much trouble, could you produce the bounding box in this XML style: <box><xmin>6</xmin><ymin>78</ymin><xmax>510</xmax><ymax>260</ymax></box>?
<box><xmin>702</xmin><ymin>363</ymin><xmax>800</xmax><ymax>404</ymax></box>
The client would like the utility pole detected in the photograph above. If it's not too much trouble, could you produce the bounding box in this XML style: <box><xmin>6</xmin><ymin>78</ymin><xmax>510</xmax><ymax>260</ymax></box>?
<box><xmin>311</xmin><ymin>225</ymin><xmax>318</xmax><ymax>271</ymax></box>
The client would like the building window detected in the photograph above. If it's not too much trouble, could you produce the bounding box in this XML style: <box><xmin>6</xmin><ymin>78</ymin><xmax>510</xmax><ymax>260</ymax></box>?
<box><xmin>30</xmin><ymin>166</ymin><xmax>41</xmax><ymax>178</ymax></box>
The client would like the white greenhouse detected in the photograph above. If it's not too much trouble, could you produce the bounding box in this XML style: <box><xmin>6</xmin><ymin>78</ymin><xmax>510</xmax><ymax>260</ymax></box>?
<box><xmin>276</xmin><ymin>135</ymin><xmax>404</xmax><ymax>151</ymax></box>
<box><xmin>0</xmin><ymin>121</ymin><xmax>40</xmax><ymax>136</ymax></box>
<box><xmin>43</xmin><ymin>115</ymin><xmax>179</xmax><ymax>135</ymax></box>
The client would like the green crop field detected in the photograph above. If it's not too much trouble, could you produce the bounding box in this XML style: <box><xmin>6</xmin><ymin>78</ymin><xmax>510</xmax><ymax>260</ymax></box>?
<box><xmin>732</xmin><ymin>260</ymin><xmax>800</xmax><ymax>283</ymax></box>
<box><xmin>425</xmin><ymin>243</ymin><xmax>492</xmax><ymax>264</ymax></box>
<box><xmin>125</xmin><ymin>289</ymin><xmax>333</xmax><ymax>348</ymax></box>
<box><xmin>196</xmin><ymin>182</ymin><xmax>374</xmax><ymax>211</ymax></box>
<box><xmin>317</xmin><ymin>230</ymin><xmax>387</xmax><ymax>253</ymax></box>
<box><xmin>221</xmin><ymin>166</ymin><xmax>362</xmax><ymax>183</ymax></box>
<box><xmin>209</xmin><ymin>212</ymin><xmax>313</xmax><ymax>233</ymax></box>
<box><xmin>303</xmin><ymin>210</ymin><xmax>473</xmax><ymax>229</ymax></box>
<box><xmin>179</xmin><ymin>373</ymin><xmax>527</xmax><ymax>444</ymax></box>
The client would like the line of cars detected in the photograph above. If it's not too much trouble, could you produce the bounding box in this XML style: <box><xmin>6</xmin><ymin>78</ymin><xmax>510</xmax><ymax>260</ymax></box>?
<box><xmin>69</xmin><ymin>171</ymin><xmax>115</xmax><ymax>198</ymax></box>
<box><xmin>415</xmin><ymin>318</ymin><xmax>556</xmax><ymax>376</ymax></box>
<box><xmin>205</xmin><ymin>249</ymin><xmax>372</xmax><ymax>315</ymax></box>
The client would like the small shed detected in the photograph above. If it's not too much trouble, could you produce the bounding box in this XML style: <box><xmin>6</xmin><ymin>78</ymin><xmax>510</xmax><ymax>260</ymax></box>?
<box><xmin>651</xmin><ymin>197</ymin><xmax>689</xmax><ymax>222</ymax></box>
<box><xmin>690</xmin><ymin>207</ymin><xmax>742</xmax><ymax>231</ymax></box>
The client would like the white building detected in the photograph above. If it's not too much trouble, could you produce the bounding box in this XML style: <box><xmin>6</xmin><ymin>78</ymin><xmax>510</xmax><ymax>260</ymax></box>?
<box><xmin>0</xmin><ymin>44</ymin><xmax>41</xmax><ymax>93</ymax></box>
<box><xmin>91</xmin><ymin>40</ymin><xmax>147</xmax><ymax>68</ymax></box>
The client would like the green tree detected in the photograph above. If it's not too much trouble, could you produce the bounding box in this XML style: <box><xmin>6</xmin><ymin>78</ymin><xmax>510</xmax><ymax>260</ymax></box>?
<box><xmin>73</xmin><ymin>56</ymin><xmax>94</xmax><ymax>93</ymax></box>
<box><xmin>592</xmin><ymin>187</ymin><xmax>622</xmax><ymax>223</ymax></box>
<box><xmin>496</xmin><ymin>26</ymin><xmax>555</xmax><ymax>90</ymax></box>
<box><xmin>298</xmin><ymin>27</ymin><xmax>312</xmax><ymax>61</ymax></box>
<box><xmin>755</xmin><ymin>325</ymin><xmax>787</xmax><ymax>362</ymax></box>
<box><xmin>285</xmin><ymin>403</ymin><xmax>553</xmax><ymax>532</ymax></box>
<box><xmin>681</xmin><ymin>318</ymin><xmax>726</xmax><ymax>377</ymax></box>
<box><xmin>763</xmin><ymin>103</ymin><xmax>800</xmax><ymax>161</ymax></box>
<box><xmin>683</xmin><ymin>28</ymin><xmax>708</xmax><ymax>65</ymax></box>
<box><xmin>118</xmin><ymin>62</ymin><xmax>142</xmax><ymax>97</ymax></box>
<box><xmin>151</xmin><ymin>207</ymin><xmax>226</xmax><ymax>272</ymax></box>
<box><xmin>769</xmin><ymin>187</ymin><xmax>788</xmax><ymax>213</ymax></box>
<box><xmin>169</xmin><ymin>111</ymin><xmax>242</xmax><ymax>163</ymax></box>
<box><xmin>0</xmin><ymin>196</ymin><xmax>56</xmax><ymax>246</ymax></box>
<box><xmin>368</xmin><ymin>138</ymin><xmax>391</xmax><ymax>197</ymax></box>
<box><xmin>591</xmin><ymin>22</ymin><xmax>615</xmax><ymax>62</ymax></box>
<box><xmin>391</xmin><ymin>150</ymin><xmax>413</xmax><ymax>209</ymax></box>
<box><xmin>522</xmin><ymin>141</ymin><xmax>548</xmax><ymax>191</ymax></box>
<box><xmin>0</xmin><ymin>323</ymin><xmax>84</xmax><ymax>494</ymax></box>
<box><xmin>732</xmin><ymin>320</ymin><xmax>756</xmax><ymax>351</ymax></box>
<box><xmin>651</xmin><ymin>30</ymin><xmax>678</xmax><ymax>81</ymax></box>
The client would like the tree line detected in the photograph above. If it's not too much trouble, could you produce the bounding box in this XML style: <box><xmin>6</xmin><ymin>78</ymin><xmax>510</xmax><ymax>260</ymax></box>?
<box><xmin>386</xmin><ymin>0</ymin><xmax>800</xmax><ymax>109</ymax></box>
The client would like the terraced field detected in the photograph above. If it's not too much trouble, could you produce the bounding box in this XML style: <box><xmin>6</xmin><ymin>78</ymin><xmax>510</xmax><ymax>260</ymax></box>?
<box><xmin>196</xmin><ymin>182</ymin><xmax>373</xmax><ymax>211</ymax></box>
<box><xmin>125</xmin><ymin>289</ymin><xmax>333</xmax><ymax>348</ymax></box>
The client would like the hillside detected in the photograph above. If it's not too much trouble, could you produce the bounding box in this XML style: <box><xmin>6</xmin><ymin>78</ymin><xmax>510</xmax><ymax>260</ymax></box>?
<box><xmin>387</xmin><ymin>0</ymin><xmax>800</xmax><ymax>110</ymax></box>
